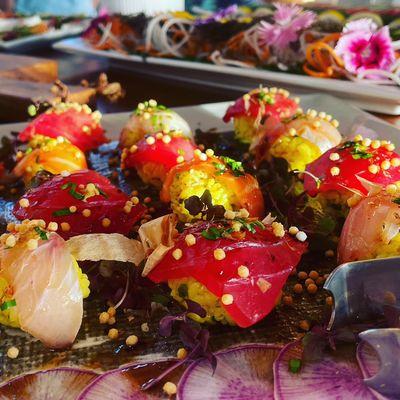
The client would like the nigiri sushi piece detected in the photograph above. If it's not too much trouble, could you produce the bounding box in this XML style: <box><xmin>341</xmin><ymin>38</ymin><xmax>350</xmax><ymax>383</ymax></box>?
<box><xmin>0</xmin><ymin>220</ymin><xmax>90</xmax><ymax>348</ymax></box>
<box><xmin>18</xmin><ymin>103</ymin><xmax>107</xmax><ymax>152</ymax></box>
<box><xmin>13</xmin><ymin>135</ymin><xmax>87</xmax><ymax>183</ymax></box>
<box><xmin>13</xmin><ymin>170</ymin><xmax>146</xmax><ymax>239</ymax></box>
<box><xmin>304</xmin><ymin>136</ymin><xmax>400</xmax><ymax>207</ymax></box>
<box><xmin>119</xmin><ymin>100</ymin><xmax>192</xmax><ymax>148</ymax></box>
<box><xmin>338</xmin><ymin>185</ymin><xmax>400</xmax><ymax>263</ymax></box>
<box><xmin>223</xmin><ymin>87</ymin><xmax>299</xmax><ymax>144</ymax></box>
<box><xmin>121</xmin><ymin>131</ymin><xmax>197</xmax><ymax>187</ymax></box>
<box><xmin>161</xmin><ymin>152</ymin><xmax>264</xmax><ymax>222</ymax></box>
<box><xmin>254</xmin><ymin>109</ymin><xmax>342</xmax><ymax>171</ymax></box>
<box><xmin>140</xmin><ymin>215</ymin><xmax>307</xmax><ymax>327</ymax></box>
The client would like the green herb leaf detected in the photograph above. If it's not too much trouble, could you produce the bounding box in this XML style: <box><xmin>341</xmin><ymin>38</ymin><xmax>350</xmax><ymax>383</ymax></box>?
<box><xmin>97</xmin><ymin>186</ymin><xmax>108</xmax><ymax>198</ymax></box>
<box><xmin>220</xmin><ymin>156</ymin><xmax>245</xmax><ymax>177</ymax></box>
<box><xmin>393</xmin><ymin>198</ymin><xmax>400</xmax><ymax>205</ymax></box>
<box><xmin>201</xmin><ymin>227</ymin><xmax>224</xmax><ymax>240</ymax></box>
<box><xmin>289</xmin><ymin>358</ymin><xmax>302</xmax><ymax>373</ymax></box>
<box><xmin>213</xmin><ymin>162</ymin><xmax>226</xmax><ymax>175</ymax></box>
<box><xmin>0</xmin><ymin>299</ymin><xmax>16</xmax><ymax>311</ymax></box>
<box><xmin>52</xmin><ymin>208</ymin><xmax>72</xmax><ymax>217</ymax></box>
<box><xmin>34</xmin><ymin>226</ymin><xmax>48</xmax><ymax>241</ymax></box>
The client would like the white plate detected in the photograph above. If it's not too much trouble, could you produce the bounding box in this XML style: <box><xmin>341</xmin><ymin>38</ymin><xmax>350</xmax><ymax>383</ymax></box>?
<box><xmin>0</xmin><ymin>23</ymin><xmax>86</xmax><ymax>51</ymax></box>
<box><xmin>0</xmin><ymin>94</ymin><xmax>399</xmax><ymax>144</ymax></box>
<box><xmin>54</xmin><ymin>37</ymin><xmax>400</xmax><ymax>116</ymax></box>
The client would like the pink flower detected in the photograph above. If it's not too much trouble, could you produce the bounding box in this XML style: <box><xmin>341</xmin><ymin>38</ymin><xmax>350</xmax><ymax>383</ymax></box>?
<box><xmin>258</xmin><ymin>3</ymin><xmax>316</xmax><ymax>49</ymax></box>
<box><xmin>335</xmin><ymin>20</ymin><xmax>395</xmax><ymax>75</ymax></box>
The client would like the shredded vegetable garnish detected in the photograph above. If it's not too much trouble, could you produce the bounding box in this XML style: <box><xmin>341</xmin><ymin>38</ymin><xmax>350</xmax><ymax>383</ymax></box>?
<box><xmin>0</xmin><ymin>299</ymin><xmax>16</xmax><ymax>311</ymax></box>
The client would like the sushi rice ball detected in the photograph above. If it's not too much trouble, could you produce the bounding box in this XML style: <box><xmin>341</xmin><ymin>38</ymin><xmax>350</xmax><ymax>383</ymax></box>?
<box><xmin>223</xmin><ymin>87</ymin><xmax>300</xmax><ymax>144</ymax></box>
<box><xmin>121</xmin><ymin>131</ymin><xmax>197</xmax><ymax>188</ymax></box>
<box><xmin>119</xmin><ymin>99</ymin><xmax>192</xmax><ymax>148</ymax></box>
<box><xmin>264</xmin><ymin>109</ymin><xmax>342</xmax><ymax>171</ymax></box>
<box><xmin>161</xmin><ymin>151</ymin><xmax>265</xmax><ymax>222</ymax></box>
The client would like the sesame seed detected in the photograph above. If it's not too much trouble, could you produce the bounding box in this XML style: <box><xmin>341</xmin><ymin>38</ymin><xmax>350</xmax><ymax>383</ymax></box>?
<box><xmin>237</xmin><ymin>265</ymin><xmax>250</xmax><ymax>278</ymax></box>
<box><xmin>308</xmin><ymin>109</ymin><xmax>317</xmax><ymax>118</ymax></box>
<box><xmin>149</xmin><ymin>99</ymin><xmax>157</xmax><ymax>107</ymax></box>
<box><xmin>224</xmin><ymin>210</ymin><xmax>236</xmax><ymax>220</ymax></box>
<box><xmin>199</xmin><ymin>153</ymin><xmax>207</xmax><ymax>161</ymax></box>
<box><xmin>82</xmin><ymin>209</ymin><xmax>91</xmax><ymax>217</ymax></box>
<box><xmin>381</xmin><ymin>160</ymin><xmax>391</xmax><ymax>170</ymax></box>
<box><xmin>176</xmin><ymin>156</ymin><xmax>184</xmax><ymax>163</ymax></box>
<box><xmin>102</xmin><ymin>218</ymin><xmax>111</xmax><ymax>228</ymax></box>
<box><xmin>239</xmin><ymin>208</ymin><xmax>249</xmax><ymax>218</ymax></box>
<box><xmin>288</xmin><ymin>226</ymin><xmax>299</xmax><ymax>235</ymax></box>
<box><xmin>5</xmin><ymin>235</ymin><xmax>16</xmax><ymax>248</ymax></box>
<box><xmin>330</xmin><ymin>166</ymin><xmax>340</xmax><ymax>176</ymax></box>
<box><xmin>19</xmin><ymin>198</ymin><xmax>29</xmax><ymax>208</ymax></box>
<box><xmin>172</xmin><ymin>248</ymin><xmax>183</xmax><ymax>260</ymax></box>
<box><xmin>272</xmin><ymin>222</ymin><xmax>285</xmax><ymax>238</ymax></box>
<box><xmin>146</xmin><ymin>136</ymin><xmax>156</xmax><ymax>145</ymax></box>
<box><xmin>318</xmin><ymin>111</ymin><xmax>326</xmax><ymax>118</ymax></box>
<box><xmin>386</xmin><ymin>184</ymin><xmax>398</xmax><ymax>195</ymax></box>
<box><xmin>7</xmin><ymin>347</ymin><xmax>19</xmax><ymax>359</ymax></box>
<box><xmin>296</xmin><ymin>231</ymin><xmax>307</xmax><ymax>242</ymax></box>
<box><xmin>61</xmin><ymin>222</ymin><xmax>71</xmax><ymax>232</ymax></box>
<box><xmin>386</xmin><ymin>143</ymin><xmax>395</xmax><ymax>151</ymax></box>
<box><xmin>205</xmin><ymin>149</ymin><xmax>214</xmax><ymax>157</ymax></box>
<box><xmin>368</xmin><ymin>164</ymin><xmax>379</xmax><ymax>174</ymax></box>
<box><xmin>288</xmin><ymin>128</ymin><xmax>297</xmax><ymax>136</ymax></box>
<box><xmin>99</xmin><ymin>312</ymin><xmax>110</xmax><ymax>324</ymax></box>
<box><xmin>325</xmin><ymin>249</ymin><xmax>334</xmax><ymax>258</ymax></box>
<box><xmin>108</xmin><ymin>328</ymin><xmax>119</xmax><ymax>340</ymax></box>
<box><xmin>162</xmin><ymin>135</ymin><xmax>171</xmax><ymax>144</ymax></box>
<box><xmin>69</xmin><ymin>206</ymin><xmax>77</xmax><ymax>213</ymax></box>
<box><xmin>331</xmin><ymin>119</ymin><xmax>339</xmax><ymax>128</ymax></box>
<box><xmin>391</xmin><ymin>158</ymin><xmax>400</xmax><ymax>167</ymax></box>
<box><xmin>163</xmin><ymin>382</ymin><xmax>177</xmax><ymax>396</ymax></box>
<box><xmin>47</xmin><ymin>222</ymin><xmax>58</xmax><ymax>231</ymax></box>
<box><xmin>177</xmin><ymin>348</ymin><xmax>187</xmax><ymax>359</ymax></box>
<box><xmin>27</xmin><ymin>238</ymin><xmax>38</xmax><ymax>250</ymax></box>
<box><xmin>131</xmin><ymin>196</ymin><xmax>140</xmax><ymax>205</ymax></box>
<box><xmin>362</xmin><ymin>138</ymin><xmax>372</xmax><ymax>147</ymax></box>
<box><xmin>221</xmin><ymin>294</ymin><xmax>233</xmax><ymax>305</ymax></box>
<box><xmin>257</xmin><ymin>278</ymin><xmax>271</xmax><ymax>293</ymax></box>
<box><xmin>129</xmin><ymin>145</ymin><xmax>138</xmax><ymax>153</ymax></box>
<box><xmin>185</xmin><ymin>234</ymin><xmax>196</xmax><ymax>247</ymax></box>
<box><xmin>214</xmin><ymin>248</ymin><xmax>226</xmax><ymax>260</ymax></box>
<box><xmin>126</xmin><ymin>335</ymin><xmax>139</xmax><ymax>346</ymax></box>
<box><xmin>329</xmin><ymin>152</ymin><xmax>340</xmax><ymax>161</ymax></box>
<box><xmin>371</xmin><ymin>140</ymin><xmax>381</xmax><ymax>149</ymax></box>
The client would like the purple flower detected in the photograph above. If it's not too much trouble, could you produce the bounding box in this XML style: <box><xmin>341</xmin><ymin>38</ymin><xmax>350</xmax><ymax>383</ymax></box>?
<box><xmin>335</xmin><ymin>20</ymin><xmax>395</xmax><ymax>75</ymax></box>
<box><xmin>195</xmin><ymin>5</ymin><xmax>238</xmax><ymax>26</ymax></box>
<box><xmin>258</xmin><ymin>3</ymin><xmax>316</xmax><ymax>49</ymax></box>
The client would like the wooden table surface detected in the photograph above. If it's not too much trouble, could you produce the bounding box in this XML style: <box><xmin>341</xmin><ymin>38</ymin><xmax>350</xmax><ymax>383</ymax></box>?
<box><xmin>1</xmin><ymin>47</ymin><xmax>399</xmax><ymax>129</ymax></box>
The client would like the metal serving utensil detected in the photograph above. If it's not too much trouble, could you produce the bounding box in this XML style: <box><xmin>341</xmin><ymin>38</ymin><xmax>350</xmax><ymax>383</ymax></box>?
<box><xmin>324</xmin><ymin>256</ymin><xmax>400</xmax><ymax>330</ymax></box>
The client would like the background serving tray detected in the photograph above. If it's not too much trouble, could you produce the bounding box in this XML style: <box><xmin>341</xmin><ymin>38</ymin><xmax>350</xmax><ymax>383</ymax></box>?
<box><xmin>0</xmin><ymin>94</ymin><xmax>399</xmax><ymax>383</ymax></box>
<box><xmin>54</xmin><ymin>37</ymin><xmax>400</xmax><ymax>116</ymax></box>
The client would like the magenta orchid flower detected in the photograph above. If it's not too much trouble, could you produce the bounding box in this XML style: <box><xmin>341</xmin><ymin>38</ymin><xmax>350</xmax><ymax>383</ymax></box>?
<box><xmin>335</xmin><ymin>19</ymin><xmax>395</xmax><ymax>76</ymax></box>
<box><xmin>258</xmin><ymin>3</ymin><xmax>316</xmax><ymax>49</ymax></box>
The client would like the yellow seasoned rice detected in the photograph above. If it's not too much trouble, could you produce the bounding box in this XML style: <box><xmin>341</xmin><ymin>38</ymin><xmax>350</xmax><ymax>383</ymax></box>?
<box><xmin>169</xmin><ymin>278</ymin><xmax>235</xmax><ymax>325</ymax></box>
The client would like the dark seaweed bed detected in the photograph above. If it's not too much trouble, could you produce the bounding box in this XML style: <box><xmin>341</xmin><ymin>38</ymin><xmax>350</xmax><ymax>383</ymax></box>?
<box><xmin>0</xmin><ymin>129</ymin><xmax>336</xmax><ymax>384</ymax></box>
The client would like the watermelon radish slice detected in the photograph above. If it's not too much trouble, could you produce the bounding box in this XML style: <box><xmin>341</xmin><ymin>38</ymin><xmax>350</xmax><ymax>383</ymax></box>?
<box><xmin>273</xmin><ymin>341</ymin><xmax>378</xmax><ymax>400</ymax></box>
<box><xmin>358</xmin><ymin>329</ymin><xmax>400</xmax><ymax>399</ymax></box>
<box><xmin>177</xmin><ymin>344</ymin><xmax>281</xmax><ymax>400</ymax></box>
<box><xmin>78</xmin><ymin>359</ymin><xmax>182</xmax><ymax>399</ymax></box>
<box><xmin>0</xmin><ymin>368</ymin><xmax>97</xmax><ymax>400</ymax></box>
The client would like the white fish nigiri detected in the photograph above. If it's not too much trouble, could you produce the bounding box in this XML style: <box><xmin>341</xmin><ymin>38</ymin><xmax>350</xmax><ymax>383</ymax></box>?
<box><xmin>0</xmin><ymin>225</ymin><xmax>84</xmax><ymax>348</ymax></box>
<box><xmin>338</xmin><ymin>189</ymin><xmax>400</xmax><ymax>264</ymax></box>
